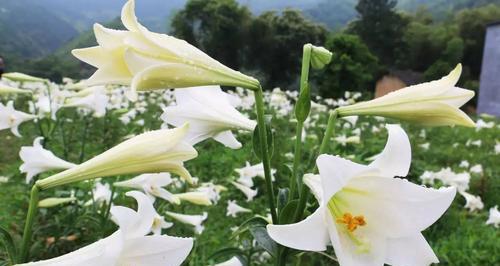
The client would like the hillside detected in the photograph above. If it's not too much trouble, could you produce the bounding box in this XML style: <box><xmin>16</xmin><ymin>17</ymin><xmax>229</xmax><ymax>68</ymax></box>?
<box><xmin>0</xmin><ymin>0</ymin><xmax>77</xmax><ymax>58</ymax></box>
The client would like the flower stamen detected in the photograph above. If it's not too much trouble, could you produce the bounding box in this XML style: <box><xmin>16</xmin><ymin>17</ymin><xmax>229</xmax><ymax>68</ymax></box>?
<box><xmin>336</xmin><ymin>212</ymin><xmax>366</xmax><ymax>232</ymax></box>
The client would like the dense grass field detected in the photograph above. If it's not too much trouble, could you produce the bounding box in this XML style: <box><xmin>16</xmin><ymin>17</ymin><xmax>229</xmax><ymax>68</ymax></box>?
<box><xmin>0</xmin><ymin>82</ymin><xmax>498</xmax><ymax>265</ymax></box>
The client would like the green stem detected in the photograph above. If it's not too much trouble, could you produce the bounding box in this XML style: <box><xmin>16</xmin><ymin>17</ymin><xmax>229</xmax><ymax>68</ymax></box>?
<box><xmin>19</xmin><ymin>184</ymin><xmax>40</xmax><ymax>263</ymax></box>
<box><xmin>290</xmin><ymin>44</ymin><xmax>312</xmax><ymax>198</ymax></box>
<box><xmin>293</xmin><ymin>110</ymin><xmax>338</xmax><ymax>222</ymax></box>
<box><xmin>289</xmin><ymin>121</ymin><xmax>303</xmax><ymax>198</ymax></box>
<box><xmin>254</xmin><ymin>87</ymin><xmax>278</xmax><ymax>224</ymax></box>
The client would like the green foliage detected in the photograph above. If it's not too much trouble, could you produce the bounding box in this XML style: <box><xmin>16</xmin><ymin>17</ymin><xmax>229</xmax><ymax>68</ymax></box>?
<box><xmin>455</xmin><ymin>4</ymin><xmax>500</xmax><ymax>77</ymax></box>
<box><xmin>171</xmin><ymin>0</ymin><xmax>252</xmax><ymax>70</ymax></box>
<box><xmin>317</xmin><ymin>34</ymin><xmax>379</xmax><ymax>98</ymax></box>
<box><xmin>350</xmin><ymin>0</ymin><xmax>408</xmax><ymax>64</ymax></box>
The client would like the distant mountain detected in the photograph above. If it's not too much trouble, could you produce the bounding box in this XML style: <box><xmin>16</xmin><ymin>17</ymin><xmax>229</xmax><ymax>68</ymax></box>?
<box><xmin>0</xmin><ymin>0</ymin><xmax>77</xmax><ymax>58</ymax></box>
<box><xmin>1</xmin><ymin>0</ymin><xmax>499</xmax><ymax>61</ymax></box>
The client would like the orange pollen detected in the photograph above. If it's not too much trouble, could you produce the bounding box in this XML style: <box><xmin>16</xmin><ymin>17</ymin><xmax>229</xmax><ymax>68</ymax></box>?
<box><xmin>336</xmin><ymin>212</ymin><xmax>366</xmax><ymax>232</ymax></box>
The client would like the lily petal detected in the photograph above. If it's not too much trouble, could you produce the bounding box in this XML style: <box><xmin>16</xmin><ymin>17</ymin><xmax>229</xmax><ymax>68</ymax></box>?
<box><xmin>267</xmin><ymin>206</ymin><xmax>329</xmax><ymax>251</ymax></box>
<box><xmin>369</xmin><ymin>124</ymin><xmax>411</xmax><ymax>177</ymax></box>
<box><xmin>339</xmin><ymin>176</ymin><xmax>456</xmax><ymax>238</ymax></box>
<box><xmin>385</xmin><ymin>233</ymin><xmax>439</xmax><ymax>266</ymax></box>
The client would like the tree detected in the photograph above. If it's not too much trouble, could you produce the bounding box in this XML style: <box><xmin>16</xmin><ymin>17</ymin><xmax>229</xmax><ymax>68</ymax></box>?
<box><xmin>317</xmin><ymin>34</ymin><xmax>379</xmax><ymax>98</ymax></box>
<box><xmin>247</xmin><ymin>9</ymin><xmax>328</xmax><ymax>89</ymax></box>
<box><xmin>171</xmin><ymin>0</ymin><xmax>252</xmax><ymax>70</ymax></box>
<box><xmin>350</xmin><ymin>0</ymin><xmax>408</xmax><ymax>65</ymax></box>
<box><xmin>455</xmin><ymin>4</ymin><xmax>500</xmax><ymax>77</ymax></box>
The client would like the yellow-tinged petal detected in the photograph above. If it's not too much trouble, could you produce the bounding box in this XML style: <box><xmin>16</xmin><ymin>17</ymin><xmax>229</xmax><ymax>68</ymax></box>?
<box><xmin>337</xmin><ymin>64</ymin><xmax>475</xmax><ymax>127</ymax></box>
<box><xmin>36</xmin><ymin>124</ymin><xmax>197</xmax><ymax>190</ymax></box>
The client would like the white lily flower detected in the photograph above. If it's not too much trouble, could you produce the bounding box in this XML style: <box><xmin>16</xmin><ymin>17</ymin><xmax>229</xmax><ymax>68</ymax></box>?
<box><xmin>419</xmin><ymin>142</ymin><xmax>430</xmax><ymax>150</ymax></box>
<box><xmin>419</xmin><ymin>168</ymin><xmax>470</xmax><ymax>193</ymax></box>
<box><xmin>18</xmin><ymin>191</ymin><xmax>193</xmax><ymax>266</ymax></box>
<box><xmin>91</xmin><ymin>181</ymin><xmax>113</xmax><ymax>205</ymax></box>
<box><xmin>114</xmin><ymin>173</ymin><xmax>180</xmax><ymax>204</ymax></box>
<box><xmin>334</xmin><ymin>135</ymin><xmax>360</xmax><ymax>146</ymax></box>
<box><xmin>64</xmin><ymin>87</ymin><xmax>110</xmax><ymax>117</ymax></box>
<box><xmin>0</xmin><ymin>101</ymin><xmax>37</xmax><ymax>137</ymax></box>
<box><xmin>337</xmin><ymin>64</ymin><xmax>475</xmax><ymax>127</ymax></box>
<box><xmin>213</xmin><ymin>256</ymin><xmax>243</xmax><ymax>266</ymax></box>
<box><xmin>19</xmin><ymin>137</ymin><xmax>76</xmax><ymax>183</ymax></box>
<box><xmin>475</xmin><ymin>119</ymin><xmax>494</xmax><ymax>130</ymax></box>
<box><xmin>36</xmin><ymin>124</ymin><xmax>197</xmax><ymax>190</ymax></box>
<box><xmin>495</xmin><ymin>143</ymin><xmax>500</xmax><ymax>155</ymax></box>
<box><xmin>267</xmin><ymin>125</ymin><xmax>456</xmax><ymax>266</ymax></box>
<box><xmin>459</xmin><ymin>191</ymin><xmax>484</xmax><ymax>212</ymax></box>
<box><xmin>196</xmin><ymin>182</ymin><xmax>226</xmax><ymax>204</ymax></box>
<box><xmin>485</xmin><ymin>206</ymin><xmax>500</xmax><ymax>228</ymax></box>
<box><xmin>0</xmin><ymin>83</ymin><xmax>32</xmax><ymax>95</ymax></box>
<box><xmin>165</xmin><ymin>211</ymin><xmax>208</xmax><ymax>234</ymax></box>
<box><xmin>470</xmin><ymin>164</ymin><xmax>483</xmax><ymax>174</ymax></box>
<box><xmin>459</xmin><ymin>160</ymin><xmax>469</xmax><ymax>168</ymax></box>
<box><xmin>234</xmin><ymin>162</ymin><xmax>266</xmax><ymax>187</ymax></box>
<box><xmin>71</xmin><ymin>0</ymin><xmax>259</xmax><ymax>101</ymax></box>
<box><xmin>226</xmin><ymin>200</ymin><xmax>252</xmax><ymax>218</ymax></box>
<box><xmin>175</xmin><ymin>191</ymin><xmax>213</xmax><ymax>206</ymax></box>
<box><xmin>161</xmin><ymin>86</ymin><xmax>256</xmax><ymax>149</ymax></box>
<box><xmin>231</xmin><ymin>181</ymin><xmax>258</xmax><ymax>202</ymax></box>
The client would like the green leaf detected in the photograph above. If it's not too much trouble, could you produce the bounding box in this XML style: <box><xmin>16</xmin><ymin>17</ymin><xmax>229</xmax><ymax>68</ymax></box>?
<box><xmin>249</xmin><ymin>226</ymin><xmax>278</xmax><ymax>257</ymax></box>
<box><xmin>231</xmin><ymin>216</ymin><xmax>269</xmax><ymax>238</ymax></box>
<box><xmin>279</xmin><ymin>199</ymin><xmax>299</xmax><ymax>224</ymax></box>
<box><xmin>0</xmin><ymin>226</ymin><xmax>17</xmax><ymax>264</ymax></box>
<box><xmin>277</xmin><ymin>188</ymin><xmax>289</xmax><ymax>212</ymax></box>
<box><xmin>295</xmin><ymin>83</ymin><xmax>311</xmax><ymax>123</ymax></box>
<box><xmin>252</xmin><ymin>121</ymin><xmax>274</xmax><ymax>160</ymax></box>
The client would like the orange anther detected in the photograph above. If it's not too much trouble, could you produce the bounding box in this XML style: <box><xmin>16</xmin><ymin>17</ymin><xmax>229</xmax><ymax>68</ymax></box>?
<box><xmin>336</xmin><ymin>212</ymin><xmax>367</xmax><ymax>232</ymax></box>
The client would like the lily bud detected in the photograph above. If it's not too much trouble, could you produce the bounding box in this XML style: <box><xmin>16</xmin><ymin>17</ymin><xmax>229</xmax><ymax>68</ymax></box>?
<box><xmin>36</xmin><ymin>124</ymin><xmax>197</xmax><ymax>190</ymax></box>
<box><xmin>38</xmin><ymin>197</ymin><xmax>76</xmax><ymax>208</ymax></box>
<box><xmin>310</xmin><ymin>45</ymin><xmax>333</xmax><ymax>70</ymax></box>
<box><xmin>2</xmin><ymin>72</ymin><xmax>47</xmax><ymax>83</ymax></box>
<box><xmin>0</xmin><ymin>84</ymin><xmax>32</xmax><ymax>95</ymax></box>
<box><xmin>337</xmin><ymin>64</ymin><xmax>475</xmax><ymax>127</ymax></box>
<box><xmin>72</xmin><ymin>0</ymin><xmax>260</xmax><ymax>101</ymax></box>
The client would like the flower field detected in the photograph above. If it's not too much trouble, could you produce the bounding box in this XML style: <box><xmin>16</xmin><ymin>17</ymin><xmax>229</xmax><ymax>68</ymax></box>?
<box><xmin>0</xmin><ymin>1</ymin><xmax>499</xmax><ymax>265</ymax></box>
<box><xmin>0</xmin><ymin>81</ymin><xmax>498</xmax><ymax>265</ymax></box>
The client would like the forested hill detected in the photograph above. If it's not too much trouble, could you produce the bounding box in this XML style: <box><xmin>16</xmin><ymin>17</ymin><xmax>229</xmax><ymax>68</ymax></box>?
<box><xmin>1</xmin><ymin>0</ymin><xmax>499</xmax><ymax>61</ymax></box>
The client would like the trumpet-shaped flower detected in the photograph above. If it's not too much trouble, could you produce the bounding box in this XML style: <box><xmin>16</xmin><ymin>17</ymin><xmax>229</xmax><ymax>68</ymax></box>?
<box><xmin>91</xmin><ymin>181</ymin><xmax>113</xmax><ymax>205</ymax></box>
<box><xmin>63</xmin><ymin>87</ymin><xmax>110</xmax><ymax>117</ymax></box>
<box><xmin>267</xmin><ymin>125</ymin><xmax>456</xmax><ymax>266</ymax></box>
<box><xmin>485</xmin><ymin>206</ymin><xmax>500</xmax><ymax>228</ymax></box>
<box><xmin>459</xmin><ymin>191</ymin><xmax>484</xmax><ymax>212</ymax></box>
<box><xmin>36</xmin><ymin>124</ymin><xmax>197</xmax><ymax>190</ymax></box>
<box><xmin>234</xmin><ymin>162</ymin><xmax>275</xmax><ymax>187</ymax></box>
<box><xmin>17</xmin><ymin>191</ymin><xmax>193</xmax><ymax>266</ymax></box>
<box><xmin>19</xmin><ymin>137</ymin><xmax>76</xmax><ymax>183</ymax></box>
<box><xmin>161</xmin><ymin>86</ymin><xmax>256</xmax><ymax>149</ymax></box>
<box><xmin>175</xmin><ymin>191</ymin><xmax>213</xmax><ymax>206</ymax></box>
<box><xmin>0</xmin><ymin>101</ymin><xmax>37</xmax><ymax>137</ymax></box>
<box><xmin>165</xmin><ymin>211</ymin><xmax>208</xmax><ymax>234</ymax></box>
<box><xmin>226</xmin><ymin>200</ymin><xmax>252</xmax><ymax>217</ymax></box>
<box><xmin>114</xmin><ymin>172</ymin><xmax>180</xmax><ymax>204</ymax></box>
<box><xmin>71</xmin><ymin>0</ymin><xmax>259</xmax><ymax>101</ymax></box>
<box><xmin>337</xmin><ymin>64</ymin><xmax>475</xmax><ymax>127</ymax></box>
<box><xmin>0</xmin><ymin>83</ymin><xmax>32</xmax><ymax>95</ymax></box>
<box><xmin>231</xmin><ymin>181</ymin><xmax>258</xmax><ymax>202</ymax></box>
